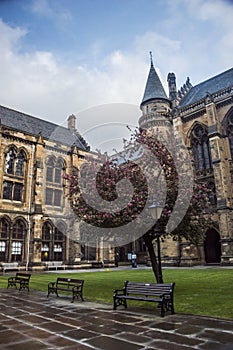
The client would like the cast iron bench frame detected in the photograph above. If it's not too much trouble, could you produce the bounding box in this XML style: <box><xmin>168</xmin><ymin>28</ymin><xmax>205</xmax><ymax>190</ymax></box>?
<box><xmin>1</xmin><ymin>262</ymin><xmax>20</xmax><ymax>273</ymax></box>
<box><xmin>47</xmin><ymin>277</ymin><xmax>84</xmax><ymax>302</ymax></box>
<box><xmin>7</xmin><ymin>272</ymin><xmax>31</xmax><ymax>291</ymax></box>
<box><xmin>113</xmin><ymin>281</ymin><xmax>175</xmax><ymax>317</ymax></box>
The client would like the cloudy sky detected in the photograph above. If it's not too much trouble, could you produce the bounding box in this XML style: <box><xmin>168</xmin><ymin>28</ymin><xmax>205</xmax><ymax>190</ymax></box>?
<box><xmin>0</xmin><ymin>0</ymin><xmax>233</xmax><ymax>152</ymax></box>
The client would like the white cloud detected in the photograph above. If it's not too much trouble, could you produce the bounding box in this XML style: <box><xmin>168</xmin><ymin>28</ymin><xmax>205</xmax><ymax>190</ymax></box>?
<box><xmin>0</xmin><ymin>0</ymin><xmax>233</xmax><ymax>148</ymax></box>
<box><xmin>0</xmin><ymin>19</ymin><xmax>144</xmax><ymax>129</ymax></box>
<box><xmin>30</xmin><ymin>0</ymin><xmax>72</xmax><ymax>21</ymax></box>
<box><xmin>0</xmin><ymin>19</ymin><xmax>27</xmax><ymax>51</ymax></box>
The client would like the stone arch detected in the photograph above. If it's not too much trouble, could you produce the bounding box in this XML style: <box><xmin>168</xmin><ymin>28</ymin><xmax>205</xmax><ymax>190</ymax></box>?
<box><xmin>185</xmin><ymin>121</ymin><xmax>208</xmax><ymax>148</ymax></box>
<box><xmin>204</xmin><ymin>228</ymin><xmax>221</xmax><ymax>264</ymax></box>
<box><xmin>221</xmin><ymin>105</ymin><xmax>233</xmax><ymax>132</ymax></box>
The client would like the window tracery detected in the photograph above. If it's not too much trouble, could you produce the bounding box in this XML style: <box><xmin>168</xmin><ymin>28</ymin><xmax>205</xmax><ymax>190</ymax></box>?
<box><xmin>41</xmin><ymin>221</ymin><xmax>66</xmax><ymax>261</ymax></box>
<box><xmin>2</xmin><ymin>147</ymin><xmax>27</xmax><ymax>202</ymax></box>
<box><xmin>0</xmin><ymin>218</ymin><xmax>27</xmax><ymax>262</ymax></box>
<box><xmin>191</xmin><ymin>124</ymin><xmax>212</xmax><ymax>175</ymax></box>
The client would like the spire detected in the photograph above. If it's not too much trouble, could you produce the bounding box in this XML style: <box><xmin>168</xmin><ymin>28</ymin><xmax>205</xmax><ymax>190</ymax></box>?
<box><xmin>141</xmin><ymin>52</ymin><xmax>168</xmax><ymax>106</ymax></box>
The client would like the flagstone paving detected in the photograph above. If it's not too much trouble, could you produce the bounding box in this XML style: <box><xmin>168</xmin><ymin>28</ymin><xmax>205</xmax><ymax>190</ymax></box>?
<box><xmin>0</xmin><ymin>289</ymin><xmax>232</xmax><ymax>349</ymax></box>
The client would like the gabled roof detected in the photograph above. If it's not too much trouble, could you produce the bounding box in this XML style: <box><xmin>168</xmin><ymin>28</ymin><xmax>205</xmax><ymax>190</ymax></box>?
<box><xmin>179</xmin><ymin>67</ymin><xmax>233</xmax><ymax>108</ymax></box>
<box><xmin>0</xmin><ymin>105</ymin><xmax>89</xmax><ymax>151</ymax></box>
<box><xmin>141</xmin><ymin>60</ymin><xmax>168</xmax><ymax>105</ymax></box>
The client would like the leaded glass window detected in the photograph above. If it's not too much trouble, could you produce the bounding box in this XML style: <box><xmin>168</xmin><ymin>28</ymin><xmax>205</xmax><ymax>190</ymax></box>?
<box><xmin>191</xmin><ymin>124</ymin><xmax>212</xmax><ymax>174</ymax></box>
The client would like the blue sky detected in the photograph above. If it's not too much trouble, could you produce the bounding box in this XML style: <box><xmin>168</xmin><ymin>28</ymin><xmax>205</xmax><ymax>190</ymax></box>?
<box><xmin>0</xmin><ymin>0</ymin><xmax>233</xmax><ymax>152</ymax></box>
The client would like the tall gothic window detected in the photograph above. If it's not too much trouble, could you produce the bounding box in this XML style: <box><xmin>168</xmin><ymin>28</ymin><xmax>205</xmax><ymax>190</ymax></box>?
<box><xmin>41</xmin><ymin>221</ymin><xmax>66</xmax><ymax>262</ymax></box>
<box><xmin>41</xmin><ymin>222</ymin><xmax>52</xmax><ymax>261</ymax></box>
<box><xmin>5</xmin><ymin>147</ymin><xmax>27</xmax><ymax>176</ymax></box>
<box><xmin>12</xmin><ymin>219</ymin><xmax>26</xmax><ymax>262</ymax></box>
<box><xmin>2</xmin><ymin>147</ymin><xmax>27</xmax><ymax>202</ymax></box>
<box><xmin>5</xmin><ymin>147</ymin><xmax>17</xmax><ymax>174</ymax></box>
<box><xmin>191</xmin><ymin>124</ymin><xmax>212</xmax><ymax>174</ymax></box>
<box><xmin>226</xmin><ymin>114</ymin><xmax>233</xmax><ymax>159</ymax></box>
<box><xmin>15</xmin><ymin>150</ymin><xmax>27</xmax><ymax>176</ymax></box>
<box><xmin>0</xmin><ymin>217</ymin><xmax>10</xmax><ymax>261</ymax></box>
<box><xmin>54</xmin><ymin>223</ymin><xmax>66</xmax><ymax>261</ymax></box>
<box><xmin>45</xmin><ymin>157</ymin><xmax>65</xmax><ymax>207</ymax></box>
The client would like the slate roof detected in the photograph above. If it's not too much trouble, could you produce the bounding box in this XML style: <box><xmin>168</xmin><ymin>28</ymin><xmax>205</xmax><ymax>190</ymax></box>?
<box><xmin>179</xmin><ymin>67</ymin><xmax>233</xmax><ymax>108</ymax></box>
<box><xmin>141</xmin><ymin>62</ymin><xmax>168</xmax><ymax>105</ymax></box>
<box><xmin>0</xmin><ymin>105</ymin><xmax>89</xmax><ymax>151</ymax></box>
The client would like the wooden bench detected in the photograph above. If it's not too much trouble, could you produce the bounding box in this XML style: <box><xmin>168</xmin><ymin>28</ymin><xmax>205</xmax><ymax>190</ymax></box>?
<box><xmin>113</xmin><ymin>281</ymin><xmax>175</xmax><ymax>317</ymax></box>
<box><xmin>1</xmin><ymin>262</ymin><xmax>20</xmax><ymax>273</ymax></box>
<box><xmin>45</xmin><ymin>261</ymin><xmax>65</xmax><ymax>270</ymax></box>
<box><xmin>7</xmin><ymin>272</ymin><xmax>31</xmax><ymax>291</ymax></box>
<box><xmin>47</xmin><ymin>277</ymin><xmax>84</xmax><ymax>302</ymax></box>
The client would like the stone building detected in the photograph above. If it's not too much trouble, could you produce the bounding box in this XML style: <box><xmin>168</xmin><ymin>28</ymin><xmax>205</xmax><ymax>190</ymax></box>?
<box><xmin>138</xmin><ymin>57</ymin><xmax>233</xmax><ymax>265</ymax></box>
<box><xmin>0</xmin><ymin>108</ymin><xmax>96</xmax><ymax>269</ymax></box>
<box><xmin>1</xmin><ymin>58</ymin><xmax>233</xmax><ymax>270</ymax></box>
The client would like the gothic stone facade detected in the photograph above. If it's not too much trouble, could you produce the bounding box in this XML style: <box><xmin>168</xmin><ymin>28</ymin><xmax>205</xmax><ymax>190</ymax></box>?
<box><xmin>1</xmin><ymin>64</ymin><xmax>233</xmax><ymax>269</ymax></box>
<box><xmin>140</xmin><ymin>62</ymin><xmax>233</xmax><ymax>265</ymax></box>
<box><xmin>0</xmin><ymin>108</ymin><xmax>93</xmax><ymax>269</ymax></box>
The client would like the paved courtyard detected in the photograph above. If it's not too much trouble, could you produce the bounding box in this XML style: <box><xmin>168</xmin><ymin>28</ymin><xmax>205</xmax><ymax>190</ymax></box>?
<box><xmin>0</xmin><ymin>288</ymin><xmax>232</xmax><ymax>350</ymax></box>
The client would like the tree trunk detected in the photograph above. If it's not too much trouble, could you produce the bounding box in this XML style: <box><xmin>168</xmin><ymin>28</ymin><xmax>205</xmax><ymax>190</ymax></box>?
<box><xmin>143</xmin><ymin>233</ymin><xmax>160</xmax><ymax>283</ymax></box>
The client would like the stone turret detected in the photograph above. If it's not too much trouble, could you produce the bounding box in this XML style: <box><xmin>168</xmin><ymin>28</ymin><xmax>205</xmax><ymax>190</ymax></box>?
<box><xmin>139</xmin><ymin>52</ymin><xmax>172</xmax><ymax>130</ymax></box>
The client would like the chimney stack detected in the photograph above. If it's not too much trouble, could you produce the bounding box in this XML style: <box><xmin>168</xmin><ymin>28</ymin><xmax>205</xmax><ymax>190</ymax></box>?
<box><xmin>68</xmin><ymin>114</ymin><xmax>76</xmax><ymax>131</ymax></box>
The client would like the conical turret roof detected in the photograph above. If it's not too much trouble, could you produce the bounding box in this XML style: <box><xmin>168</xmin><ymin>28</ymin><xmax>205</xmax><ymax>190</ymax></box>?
<box><xmin>141</xmin><ymin>54</ymin><xmax>168</xmax><ymax>105</ymax></box>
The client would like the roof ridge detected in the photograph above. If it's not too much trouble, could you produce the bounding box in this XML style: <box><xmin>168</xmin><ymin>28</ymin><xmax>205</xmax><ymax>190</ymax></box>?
<box><xmin>193</xmin><ymin>67</ymin><xmax>233</xmax><ymax>89</ymax></box>
<box><xmin>0</xmin><ymin>104</ymin><xmax>89</xmax><ymax>151</ymax></box>
<box><xmin>178</xmin><ymin>67</ymin><xmax>233</xmax><ymax>108</ymax></box>
<box><xmin>0</xmin><ymin>104</ymin><xmax>68</xmax><ymax>131</ymax></box>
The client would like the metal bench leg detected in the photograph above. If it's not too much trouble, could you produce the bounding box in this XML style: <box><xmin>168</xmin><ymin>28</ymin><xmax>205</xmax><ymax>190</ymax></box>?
<box><xmin>160</xmin><ymin>302</ymin><xmax>165</xmax><ymax>317</ymax></box>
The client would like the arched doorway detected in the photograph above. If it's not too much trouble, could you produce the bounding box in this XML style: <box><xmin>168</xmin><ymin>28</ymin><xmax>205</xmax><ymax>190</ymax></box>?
<box><xmin>204</xmin><ymin>229</ymin><xmax>221</xmax><ymax>264</ymax></box>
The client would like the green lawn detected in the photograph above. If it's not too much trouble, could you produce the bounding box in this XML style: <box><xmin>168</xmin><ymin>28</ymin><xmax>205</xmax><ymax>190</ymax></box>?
<box><xmin>1</xmin><ymin>268</ymin><xmax>232</xmax><ymax>319</ymax></box>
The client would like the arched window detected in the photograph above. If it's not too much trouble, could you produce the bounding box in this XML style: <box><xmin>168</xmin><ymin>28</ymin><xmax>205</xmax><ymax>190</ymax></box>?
<box><xmin>3</xmin><ymin>147</ymin><xmax>27</xmax><ymax>202</ymax></box>
<box><xmin>12</xmin><ymin>219</ymin><xmax>26</xmax><ymax>262</ymax></box>
<box><xmin>191</xmin><ymin>124</ymin><xmax>212</xmax><ymax>174</ymax></box>
<box><xmin>54</xmin><ymin>222</ymin><xmax>66</xmax><ymax>261</ymax></box>
<box><xmin>41</xmin><ymin>221</ymin><xmax>66</xmax><ymax>262</ymax></box>
<box><xmin>42</xmin><ymin>222</ymin><xmax>52</xmax><ymax>261</ymax></box>
<box><xmin>0</xmin><ymin>218</ymin><xmax>10</xmax><ymax>261</ymax></box>
<box><xmin>15</xmin><ymin>150</ymin><xmax>27</xmax><ymax>177</ymax></box>
<box><xmin>226</xmin><ymin>114</ymin><xmax>233</xmax><ymax>159</ymax></box>
<box><xmin>54</xmin><ymin>159</ymin><xmax>64</xmax><ymax>184</ymax></box>
<box><xmin>46</xmin><ymin>157</ymin><xmax>56</xmax><ymax>182</ymax></box>
<box><xmin>5</xmin><ymin>147</ymin><xmax>17</xmax><ymax>175</ymax></box>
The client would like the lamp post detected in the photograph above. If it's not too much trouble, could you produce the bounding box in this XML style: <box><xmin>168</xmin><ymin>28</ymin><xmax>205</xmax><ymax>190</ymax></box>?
<box><xmin>148</xmin><ymin>203</ymin><xmax>164</xmax><ymax>283</ymax></box>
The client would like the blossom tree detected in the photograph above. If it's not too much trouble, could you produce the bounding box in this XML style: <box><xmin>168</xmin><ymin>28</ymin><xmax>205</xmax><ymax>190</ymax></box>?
<box><xmin>65</xmin><ymin>127</ymin><xmax>212</xmax><ymax>282</ymax></box>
